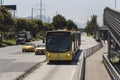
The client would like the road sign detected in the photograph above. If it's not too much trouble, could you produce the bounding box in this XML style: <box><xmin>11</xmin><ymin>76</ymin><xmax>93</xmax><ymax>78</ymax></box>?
<box><xmin>2</xmin><ymin>5</ymin><xmax>16</xmax><ymax>10</ymax></box>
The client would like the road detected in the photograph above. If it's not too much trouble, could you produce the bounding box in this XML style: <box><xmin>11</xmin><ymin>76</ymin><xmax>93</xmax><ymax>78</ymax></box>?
<box><xmin>0</xmin><ymin>40</ymin><xmax>83</xmax><ymax>80</ymax></box>
<box><xmin>0</xmin><ymin>40</ymin><xmax>46</xmax><ymax>80</ymax></box>
<box><xmin>22</xmin><ymin>51</ymin><xmax>82</xmax><ymax>80</ymax></box>
<box><xmin>22</xmin><ymin>33</ymin><xmax>99</xmax><ymax>80</ymax></box>
<box><xmin>0</xmin><ymin>33</ymin><xmax>101</xmax><ymax>80</ymax></box>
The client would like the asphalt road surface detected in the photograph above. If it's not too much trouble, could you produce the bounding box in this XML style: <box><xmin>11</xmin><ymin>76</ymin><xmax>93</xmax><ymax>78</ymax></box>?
<box><xmin>0</xmin><ymin>40</ymin><xmax>46</xmax><ymax>80</ymax></box>
<box><xmin>23</xmin><ymin>50</ymin><xmax>82</xmax><ymax>80</ymax></box>
<box><xmin>0</xmin><ymin>33</ymin><xmax>107</xmax><ymax>80</ymax></box>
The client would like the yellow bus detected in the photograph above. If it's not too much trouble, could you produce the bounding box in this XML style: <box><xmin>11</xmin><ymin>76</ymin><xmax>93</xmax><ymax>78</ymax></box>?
<box><xmin>45</xmin><ymin>30</ymin><xmax>81</xmax><ymax>61</ymax></box>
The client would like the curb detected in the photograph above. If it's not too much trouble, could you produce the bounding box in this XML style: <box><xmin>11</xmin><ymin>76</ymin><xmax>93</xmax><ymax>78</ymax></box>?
<box><xmin>15</xmin><ymin>60</ymin><xmax>46</xmax><ymax>80</ymax></box>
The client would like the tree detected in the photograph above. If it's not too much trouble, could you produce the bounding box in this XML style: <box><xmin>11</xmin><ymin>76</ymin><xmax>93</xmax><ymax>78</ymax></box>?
<box><xmin>66</xmin><ymin>20</ymin><xmax>78</xmax><ymax>30</ymax></box>
<box><xmin>85</xmin><ymin>15</ymin><xmax>99</xmax><ymax>35</ymax></box>
<box><xmin>42</xmin><ymin>23</ymin><xmax>49</xmax><ymax>35</ymax></box>
<box><xmin>26</xmin><ymin>20</ymin><xmax>38</xmax><ymax>37</ymax></box>
<box><xmin>15</xmin><ymin>18</ymin><xmax>28</xmax><ymax>31</ymax></box>
<box><xmin>32</xmin><ymin>19</ymin><xmax>43</xmax><ymax>36</ymax></box>
<box><xmin>52</xmin><ymin>14</ymin><xmax>66</xmax><ymax>30</ymax></box>
<box><xmin>0</xmin><ymin>7</ymin><xmax>14</xmax><ymax>31</ymax></box>
<box><xmin>72</xmin><ymin>23</ymin><xmax>78</xmax><ymax>30</ymax></box>
<box><xmin>49</xmin><ymin>23</ymin><xmax>55</xmax><ymax>31</ymax></box>
<box><xmin>0</xmin><ymin>7</ymin><xmax>14</xmax><ymax>40</ymax></box>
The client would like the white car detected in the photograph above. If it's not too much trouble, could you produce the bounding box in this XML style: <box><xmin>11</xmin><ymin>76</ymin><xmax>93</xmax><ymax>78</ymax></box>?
<box><xmin>34</xmin><ymin>44</ymin><xmax>45</xmax><ymax>55</ymax></box>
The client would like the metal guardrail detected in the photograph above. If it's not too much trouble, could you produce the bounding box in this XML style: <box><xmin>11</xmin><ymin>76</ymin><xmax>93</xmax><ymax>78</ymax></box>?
<box><xmin>103</xmin><ymin>54</ymin><xmax>120</xmax><ymax>80</ymax></box>
<box><xmin>104</xmin><ymin>7</ymin><xmax>120</xmax><ymax>47</ymax></box>
<box><xmin>78</xmin><ymin>43</ymin><xmax>103</xmax><ymax>80</ymax></box>
<box><xmin>104</xmin><ymin>8</ymin><xmax>120</xmax><ymax>79</ymax></box>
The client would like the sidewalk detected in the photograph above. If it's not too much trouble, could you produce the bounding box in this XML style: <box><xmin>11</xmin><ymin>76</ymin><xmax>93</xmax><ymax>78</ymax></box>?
<box><xmin>80</xmin><ymin>34</ymin><xmax>98</xmax><ymax>50</ymax></box>
<box><xmin>85</xmin><ymin>43</ymin><xmax>111</xmax><ymax>80</ymax></box>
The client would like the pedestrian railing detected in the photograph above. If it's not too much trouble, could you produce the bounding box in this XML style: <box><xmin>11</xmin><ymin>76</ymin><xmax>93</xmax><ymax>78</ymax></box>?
<box><xmin>104</xmin><ymin>7</ymin><xmax>120</xmax><ymax>47</ymax></box>
<box><xmin>103</xmin><ymin>53</ymin><xmax>120</xmax><ymax>80</ymax></box>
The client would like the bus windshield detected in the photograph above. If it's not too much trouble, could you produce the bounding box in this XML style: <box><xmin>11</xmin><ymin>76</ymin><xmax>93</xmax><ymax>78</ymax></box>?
<box><xmin>46</xmin><ymin>32</ymin><xmax>70</xmax><ymax>53</ymax></box>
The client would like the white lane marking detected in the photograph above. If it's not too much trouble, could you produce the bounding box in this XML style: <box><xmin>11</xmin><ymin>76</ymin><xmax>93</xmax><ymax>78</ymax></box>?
<box><xmin>71</xmin><ymin>66</ymin><xmax>76</xmax><ymax>80</ymax></box>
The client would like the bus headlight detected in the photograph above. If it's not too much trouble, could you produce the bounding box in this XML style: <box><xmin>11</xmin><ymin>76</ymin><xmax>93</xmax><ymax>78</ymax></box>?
<box><xmin>67</xmin><ymin>53</ymin><xmax>70</xmax><ymax>57</ymax></box>
<box><xmin>47</xmin><ymin>53</ymin><xmax>50</xmax><ymax>57</ymax></box>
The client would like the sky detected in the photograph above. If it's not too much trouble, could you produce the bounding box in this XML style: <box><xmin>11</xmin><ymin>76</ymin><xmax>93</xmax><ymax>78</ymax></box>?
<box><xmin>3</xmin><ymin>0</ymin><xmax>120</xmax><ymax>28</ymax></box>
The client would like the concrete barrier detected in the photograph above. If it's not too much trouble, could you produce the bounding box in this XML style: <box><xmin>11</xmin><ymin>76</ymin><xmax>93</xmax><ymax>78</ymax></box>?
<box><xmin>78</xmin><ymin>42</ymin><xmax>103</xmax><ymax>80</ymax></box>
<box><xmin>84</xmin><ymin>43</ymin><xmax>103</xmax><ymax>58</ymax></box>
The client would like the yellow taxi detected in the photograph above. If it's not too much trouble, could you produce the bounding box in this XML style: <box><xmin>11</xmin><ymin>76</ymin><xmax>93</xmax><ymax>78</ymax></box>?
<box><xmin>34</xmin><ymin>44</ymin><xmax>45</xmax><ymax>55</ymax></box>
<box><xmin>22</xmin><ymin>43</ymin><xmax>35</xmax><ymax>52</ymax></box>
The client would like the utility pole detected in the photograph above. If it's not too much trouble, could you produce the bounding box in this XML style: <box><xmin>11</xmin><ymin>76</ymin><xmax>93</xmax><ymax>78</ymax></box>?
<box><xmin>115</xmin><ymin>0</ymin><xmax>116</xmax><ymax>8</ymax></box>
<box><xmin>48</xmin><ymin>16</ymin><xmax>50</xmax><ymax>23</ymax></box>
<box><xmin>31</xmin><ymin>8</ymin><xmax>34</xmax><ymax>20</ymax></box>
<box><xmin>36</xmin><ymin>0</ymin><xmax>45</xmax><ymax>20</ymax></box>
<box><xmin>13</xmin><ymin>10</ymin><xmax>16</xmax><ymax>18</ymax></box>
<box><xmin>1</xmin><ymin>0</ymin><xmax>2</xmax><ymax>6</ymax></box>
<box><xmin>40</xmin><ymin>0</ymin><xmax>42</xmax><ymax>20</ymax></box>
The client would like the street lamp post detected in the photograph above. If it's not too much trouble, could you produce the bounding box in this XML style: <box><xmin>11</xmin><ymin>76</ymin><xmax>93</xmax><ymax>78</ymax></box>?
<box><xmin>115</xmin><ymin>0</ymin><xmax>116</xmax><ymax>8</ymax></box>
<box><xmin>1</xmin><ymin>0</ymin><xmax>2</xmax><ymax>6</ymax></box>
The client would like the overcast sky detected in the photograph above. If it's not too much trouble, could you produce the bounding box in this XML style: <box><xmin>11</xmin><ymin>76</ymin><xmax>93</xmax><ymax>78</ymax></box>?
<box><xmin>4</xmin><ymin>0</ymin><xmax>120</xmax><ymax>27</ymax></box>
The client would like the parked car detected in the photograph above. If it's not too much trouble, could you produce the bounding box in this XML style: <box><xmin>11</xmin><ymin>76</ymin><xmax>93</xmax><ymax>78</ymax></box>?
<box><xmin>22</xmin><ymin>43</ymin><xmax>35</xmax><ymax>52</ymax></box>
<box><xmin>34</xmin><ymin>44</ymin><xmax>45</xmax><ymax>55</ymax></box>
